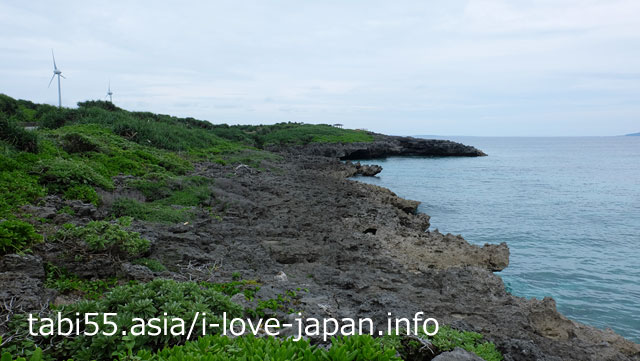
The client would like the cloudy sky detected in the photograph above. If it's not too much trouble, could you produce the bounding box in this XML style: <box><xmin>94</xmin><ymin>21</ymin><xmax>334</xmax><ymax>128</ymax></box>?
<box><xmin>1</xmin><ymin>1</ymin><xmax>639</xmax><ymax>136</ymax></box>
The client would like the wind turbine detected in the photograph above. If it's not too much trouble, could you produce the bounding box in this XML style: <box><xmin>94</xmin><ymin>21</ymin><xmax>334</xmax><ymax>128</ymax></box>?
<box><xmin>48</xmin><ymin>49</ymin><xmax>65</xmax><ymax>108</ymax></box>
<box><xmin>106</xmin><ymin>80</ymin><xmax>113</xmax><ymax>103</ymax></box>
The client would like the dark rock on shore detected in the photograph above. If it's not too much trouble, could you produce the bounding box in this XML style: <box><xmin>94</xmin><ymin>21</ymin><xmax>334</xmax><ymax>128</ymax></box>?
<box><xmin>269</xmin><ymin>134</ymin><xmax>487</xmax><ymax>159</ymax></box>
<box><xmin>346</xmin><ymin>161</ymin><xmax>383</xmax><ymax>176</ymax></box>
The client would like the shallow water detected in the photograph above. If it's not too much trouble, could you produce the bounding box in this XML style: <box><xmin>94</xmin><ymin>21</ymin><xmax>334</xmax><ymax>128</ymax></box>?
<box><xmin>353</xmin><ymin>136</ymin><xmax>640</xmax><ymax>342</ymax></box>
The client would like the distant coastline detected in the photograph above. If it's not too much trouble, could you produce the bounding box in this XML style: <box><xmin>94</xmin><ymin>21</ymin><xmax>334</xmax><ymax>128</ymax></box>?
<box><xmin>626</xmin><ymin>132</ymin><xmax>640</xmax><ymax>136</ymax></box>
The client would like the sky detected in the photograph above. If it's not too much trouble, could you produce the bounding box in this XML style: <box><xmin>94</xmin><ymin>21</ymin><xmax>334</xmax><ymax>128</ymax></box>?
<box><xmin>1</xmin><ymin>0</ymin><xmax>639</xmax><ymax>136</ymax></box>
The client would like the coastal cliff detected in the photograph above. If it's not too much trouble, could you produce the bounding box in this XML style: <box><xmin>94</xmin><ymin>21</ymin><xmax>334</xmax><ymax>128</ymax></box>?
<box><xmin>1</xmin><ymin>97</ymin><xmax>638</xmax><ymax>360</ymax></box>
<box><xmin>269</xmin><ymin>134</ymin><xmax>487</xmax><ymax>159</ymax></box>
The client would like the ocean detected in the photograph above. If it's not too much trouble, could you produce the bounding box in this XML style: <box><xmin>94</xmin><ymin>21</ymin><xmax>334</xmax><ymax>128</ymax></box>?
<box><xmin>352</xmin><ymin>136</ymin><xmax>640</xmax><ymax>342</ymax></box>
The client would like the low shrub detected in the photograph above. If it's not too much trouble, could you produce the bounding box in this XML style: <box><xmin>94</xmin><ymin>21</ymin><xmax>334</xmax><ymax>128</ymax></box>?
<box><xmin>133</xmin><ymin>334</ymin><xmax>400</xmax><ymax>361</ymax></box>
<box><xmin>200</xmin><ymin>279</ymin><xmax>261</xmax><ymax>301</ymax></box>
<box><xmin>62</xmin><ymin>184</ymin><xmax>100</xmax><ymax>205</ymax></box>
<box><xmin>54</xmin><ymin>217</ymin><xmax>149</xmax><ymax>258</ymax></box>
<box><xmin>58</xmin><ymin>280</ymin><xmax>241</xmax><ymax>360</ymax></box>
<box><xmin>2</xmin><ymin>280</ymin><xmax>242</xmax><ymax>360</ymax></box>
<box><xmin>428</xmin><ymin>326</ymin><xmax>502</xmax><ymax>361</ymax></box>
<box><xmin>0</xmin><ymin>170</ymin><xmax>45</xmax><ymax>218</ymax></box>
<box><xmin>379</xmin><ymin>325</ymin><xmax>503</xmax><ymax>361</ymax></box>
<box><xmin>44</xmin><ymin>263</ymin><xmax>118</xmax><ymax>300</ymax></box>
<box><xmin>59</xmin><ymin>132</ymin><xmax>100</xmax><ymax>153</ymax></box>
<box><xmin>35</xmin><ymin>157</ymin><xmax>113</xmax><ymax>193</ymax></box>
<box><xmin>0</xmin><ymin>220</ymin><xmax>43</xmax><ymax>255</ymax></box>
<box><xmin>0</xmin><ymin>341</ymin><xmax>43</xmax><ymax>361</ymax></box>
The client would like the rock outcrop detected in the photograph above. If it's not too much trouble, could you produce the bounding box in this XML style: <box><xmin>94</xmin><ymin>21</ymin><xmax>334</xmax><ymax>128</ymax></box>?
<box><xmin>270</xmin><ymin>134</ymin><xmax>487</xmax><ymax>159</ymax></box>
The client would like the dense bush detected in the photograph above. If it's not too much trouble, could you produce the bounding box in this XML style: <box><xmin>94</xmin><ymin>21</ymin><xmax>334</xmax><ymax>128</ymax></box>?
<box><xmin>59</xmin><ymin>132</ymin><xmax>100</xmax><ymax>153</ymax></box>
<box><xmin>77</xmin><ymin>100</ymin><xmax>120</xmax><ymax>112</ymax></box>
<box><xmin>0</xmin><ymin>220</ymin><xmax>43</xmax><ymax>255</ymax></box>
<box><xmin>0</xmin><ymin>93</ymin><xmax>19</xmax><ymax>115</ymax></box>
<box><xmin>39</xmin><ymin>108</ymin><xmax>79</xmax><ymax>129</ymax></box>
<box><xmin>0</xmin><ymin>114</ymin><xmax>39</xmax><ymax>152</ymax></box>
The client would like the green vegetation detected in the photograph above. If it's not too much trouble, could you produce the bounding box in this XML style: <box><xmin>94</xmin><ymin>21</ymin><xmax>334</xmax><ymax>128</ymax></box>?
<box><xmin>380</xmin><ymin>325</ymin><xmax>503</xmax><ymax>361</ymax></box>
<box><xmin>53</xmin><ymin>217</ymin><xmax>149</xmax><ymax>258</ymax></box>
<box><xmin>0</xmin><ymin>114</ymin><xmax>39</xmax><ymax>153</ymax></box>
<box><xmin>36</xmin><ymin>157</ymin><xmax>113</xmax><ymax>193</ymax></box>
<box><xmin>200</xmin><ymin>279</ymin><xmax>261</xmax><ymax>301</ymax></box>
<box><xmin>132</xmin><ymin>258</ymin><xmax>167</xmax><ymax>272</ymax></box>
<box><xmin>0</xmin><ymin>220</ymin><xmax>42</xmax><ymax>255</ymax></box>
<box><xmin>134</xmin><ymin>334</ymin><xmax>400</xmax><ymax>361</ymax></box>
<box><xmin>2</xmin><ymin>280</ymin><xmax>242</xmax><ymax>361</ymax></box>
<box><xmin>257</xmin><ymin>123</ymin><xmax>373</xmax><ymax>145</ymax></box>
<box><xmin>0</xmin><ymin>339</ymin><xmax>43</xmax><ymax>361</ymax></box>
<box><xmin>112</xmin><ymin>198</ymin><xmax>196</xmax><ymax>223</ymax></box>
<box><xmin>62</xmin><ymin>184</ymin><xmax>100</xmax><ymax>205</ymax></box>
<box><xmin>428</xmin><ymin>326</ymin><xmax>502</xmax><ymax>360</ymax></box>
<box><xmin>1</xmin><ymin>334</ymin><xmax>400</xmax><ymax>361</ymax></box>
<box><xmin>0</xmin><ymin>170</ymin><xmax>45</xmax><ymax>219</ymax></box>
<box><xmin>44</xmin><ymin>263</ymin><xmax>118</xmax><ymax>300</ymax></box>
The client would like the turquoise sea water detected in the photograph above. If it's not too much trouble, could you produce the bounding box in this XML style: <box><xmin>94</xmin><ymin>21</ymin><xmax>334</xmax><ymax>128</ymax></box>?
<box><xmin>353</xmin><ymin>136</ymin><xmax>640</xmax><ymax>342</ymax></box>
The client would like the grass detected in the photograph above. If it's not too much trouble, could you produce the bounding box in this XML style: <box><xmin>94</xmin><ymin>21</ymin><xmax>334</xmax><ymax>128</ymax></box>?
<box><xmin>379</xmin><ymin>325</ymin><xmax>503</xmax><ymax>361</ymax></box>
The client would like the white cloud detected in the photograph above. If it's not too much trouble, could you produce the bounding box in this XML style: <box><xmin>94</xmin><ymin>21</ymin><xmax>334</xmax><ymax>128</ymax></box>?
<box><xmin>0</xmin><ymin>0</ymin><xmax>639</xmax><ymax>135</ymax></box>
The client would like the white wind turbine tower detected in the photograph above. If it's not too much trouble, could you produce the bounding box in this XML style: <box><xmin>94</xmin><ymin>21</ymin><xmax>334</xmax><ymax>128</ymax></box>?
<box><xmin>106</xmin><ymin>80</ymin><xmax>113</xmax><ymax>103</ymax></box>
<box><xmin>48</xmin><ymin>49</ymin><xmax>65</xmax><ymax>108</ymax></box>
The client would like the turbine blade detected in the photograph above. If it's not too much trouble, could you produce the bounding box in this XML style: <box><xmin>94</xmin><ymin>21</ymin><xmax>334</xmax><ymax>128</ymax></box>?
<box><xmin>48</xmin><ymin>74</ymin><xmax>55</xmax><ymax>87</ymax></box>
<box><xmin>60</xmin><ymin>74</ymin><xmax>66</xmax><ymax>79</ymax></box>
<box><xmin>51</xmin><ymin>49</ymin><xmax>57</xmax><ymax>70</ymax></box>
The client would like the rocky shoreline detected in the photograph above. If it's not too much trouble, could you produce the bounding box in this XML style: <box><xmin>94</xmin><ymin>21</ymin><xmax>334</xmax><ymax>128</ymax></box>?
<box><xmin>2</xmin><ymin>136</ymin><xmax>639</xmax><ymax>360</ymax></box>
<box><xmin>268</xmin><ymin>134</ymin><xmax>488</xmax><ymax>159</ymax></box>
